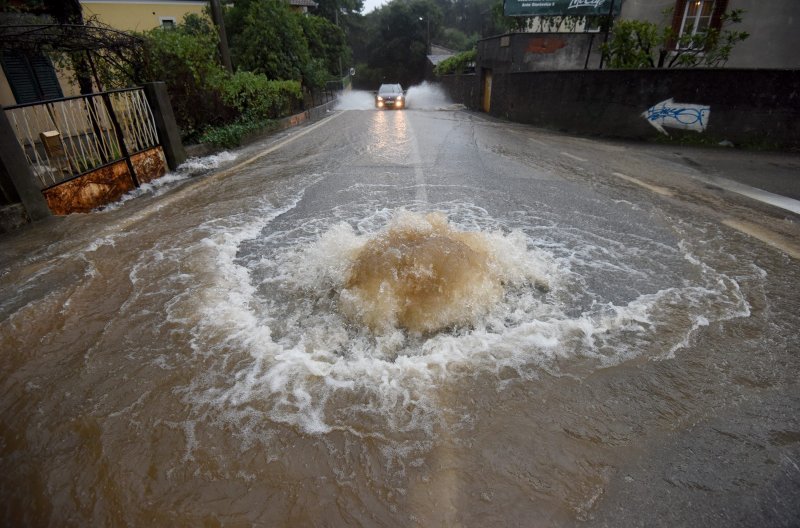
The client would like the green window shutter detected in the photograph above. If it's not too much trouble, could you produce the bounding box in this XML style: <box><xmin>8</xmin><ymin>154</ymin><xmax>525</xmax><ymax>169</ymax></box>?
<box><xmin>30</xmin><ymin>54</ymin><xmax>64</xmax><ymax>100</ymax></box>
<box><xmin>1</xmin><ymin>51</ymin><xmax>39</xmax><ymax>103</ymax></box>
<box><xmin>1</xmin><ymin>50</ymin><xmax>64</xmax><ymax>104</ymax></box>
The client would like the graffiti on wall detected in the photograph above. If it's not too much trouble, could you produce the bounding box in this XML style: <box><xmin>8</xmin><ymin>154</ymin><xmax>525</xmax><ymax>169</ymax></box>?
<box><xmin>643</xmin><ymin>98</ymin><xmax>710</xmax><ymax>135</ymax></box>
<box><xmin>525</xmin><ymin>37</ymin><xmax>567</xmax><ymax>54</ymax></box>
<box><xmin>568</xmin><ymin>0</ymin><xmax>605</xmax><ymax>9</ymax></box>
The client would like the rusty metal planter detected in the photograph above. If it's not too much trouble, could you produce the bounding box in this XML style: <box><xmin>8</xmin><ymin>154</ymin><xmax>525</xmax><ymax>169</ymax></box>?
<box><xmin>41</xmin><ymin>146</ymin><xmax>166</xmax><ymax>214</ymax></box>
<box><xmin>5</xmin><ymin>87</ymin><xmax>168</xmax><ymax>215</ymax></box>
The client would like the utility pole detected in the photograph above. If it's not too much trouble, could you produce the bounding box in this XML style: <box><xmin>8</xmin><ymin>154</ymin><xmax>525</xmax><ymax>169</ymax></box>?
<box><xmin>427</xmin><ymin>16</ymin><xmax>430</xmax><ymax>54</ymax></box>
<box><xmin>419</xmin><ymin>16</ymin><xmax>430</xmax><ymax>54</ymax></box>
<box><xmin>335</xmin><ymin>7</ymin><xmax>343</xmax><ymax>77</ymax></box>
<box><xmin>210</xmin><ymin>0</ymin><xmax>233</xmax><ymax>74</ymax></box>
<box><xmin>598</xmin><ymin>0</ymin><xmax>616</xmax><ymax>69</ymax></box>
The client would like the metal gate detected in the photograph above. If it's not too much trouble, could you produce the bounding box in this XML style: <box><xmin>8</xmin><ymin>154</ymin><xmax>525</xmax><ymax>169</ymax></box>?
<box><xmin>4</xmin><ymin>87</ymin><xmax>167</xmax><ymax>213</ymax></box>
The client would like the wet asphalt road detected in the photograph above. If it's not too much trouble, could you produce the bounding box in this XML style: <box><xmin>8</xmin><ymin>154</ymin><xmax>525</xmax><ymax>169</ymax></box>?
<box><xmin>1</xmin><ymin>102</ymin><xmax>799</xmax><ymax>527</ymax></box>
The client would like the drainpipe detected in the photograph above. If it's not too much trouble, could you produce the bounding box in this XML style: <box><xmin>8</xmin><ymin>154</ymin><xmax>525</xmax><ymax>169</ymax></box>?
<box><xmin>598</xmin><ymin>0</ymin><xmax>616</xmax><ymax>69</ymax></box>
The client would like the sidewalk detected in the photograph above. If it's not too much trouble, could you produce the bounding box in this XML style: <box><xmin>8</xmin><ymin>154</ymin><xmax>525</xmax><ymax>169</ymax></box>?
<box><xmin>634</xmin><ymin>143</ymin><xmax>800</xmax><ymax>215</ymax></box>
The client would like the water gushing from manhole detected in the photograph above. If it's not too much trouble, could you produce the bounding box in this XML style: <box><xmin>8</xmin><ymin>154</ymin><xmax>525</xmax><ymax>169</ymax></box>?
<box><xmin>342</xmin><ymin>211</ymin><xmax>537</xmax><ymax>333</ymax></box>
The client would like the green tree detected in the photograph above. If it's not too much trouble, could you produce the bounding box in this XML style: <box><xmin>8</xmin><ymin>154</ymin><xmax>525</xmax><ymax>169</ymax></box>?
<box><xmin>489</xmin><ymin>0</ymin><xmax>528</xmax><ymax>33</ymax></box>
<box><xmin>228</xmin><ymin>0</ymin><xmax>310</xmax><ymax>81</ymax></box>
<box><xmin>301</xmin><ymin>14</ymin><xmax>350</xmax><ymax>77</ymax></box>
<box><xmin>602</xmin><ymin>9</ymin><xmax>749</xmax><ymax>69</ymax></box>
<box><xmin>365</xmin><ymin>0</ymin><xmax>442</xmax><ymax>86</ymax></box>
<box><xmin>312</xmin><ymin>0</ymin><xmax>363</xmax><ymax>23</ymax></box>
<box><xmin>439</xmin><ymin>27</ymin><xmax>477</xmax><ymax>51</ymax></box>
<box><xmin>135</xmin><ymin>14</ymin><xmax>233</xmax><ymax>138</ymax></box>
<box><xmin>602</xmin><ymin>19</ymin><xmax>660</xmax><ymax>68</ymax></box>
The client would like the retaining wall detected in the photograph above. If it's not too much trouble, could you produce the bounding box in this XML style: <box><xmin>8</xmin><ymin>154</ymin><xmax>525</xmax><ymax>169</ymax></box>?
<box><xmin>440</xmin><ymin>69</ymin><xmax>800</xmax><ymax>151</ymax></box>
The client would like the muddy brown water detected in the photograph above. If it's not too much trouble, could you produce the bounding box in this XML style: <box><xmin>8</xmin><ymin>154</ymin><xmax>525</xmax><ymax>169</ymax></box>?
<box><xmin>2</xmin><ymin>101</ymin><xmax>799</xmax><ymax>526</ymax></box>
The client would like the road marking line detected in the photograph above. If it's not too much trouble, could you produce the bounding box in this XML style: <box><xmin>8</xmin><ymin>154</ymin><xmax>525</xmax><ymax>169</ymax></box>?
<box><xmin>612</xmin><ymin>172</ymin><xmax>674</xmax><ymax>197</ymax></box>
<box><xmin>529</xmin><ymin>137</ymin><xmax>548</xmax><ymax>147</ymax></box>
<box><xmin>698</xmin><ymin>175</ymin><xmax>800</xmax><ymax>215</ymax></box>
<box><xmin>723</xmin><ymin>218</ymin><xmax>800</xmax><ymax>260</ymax></box>
<box><xmin>207</xmin><ymin>112</ymin><xmax>343</xmax><ymax>179</ymax></box>
<box><xmin>560</xmin><ymin>151</ymin><xmax>588</xmax><ymax>162</ymax></box>
<box><xmin>406</xmin><ymin>117</ymin><xmax>428</xmax><ymax>203</ymax></box>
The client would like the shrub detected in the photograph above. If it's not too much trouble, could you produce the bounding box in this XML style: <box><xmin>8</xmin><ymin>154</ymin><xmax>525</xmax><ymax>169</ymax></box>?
<box><xmin>434</xmin><ymin>49</ymin><xmax>476</xmax><ymax>76</ymax></box>
<box><xmin>601</xmin><ymin>9</ymin><xmax>749</xmax><ymax>69</ymax></box>
<box><xmin>216</xmin><ymin>71</ymin><xmax>302</xmax><ymax>120</ymax></box>
<box><xmin>139</xmin><ymin>15</ymin><xmax>236</xmax><ymax>140</ymax></box>
<box><xmin>200</xmin><ymin>117</ymin><xmax>277</xmax><ymax>148</ymax></box>
<box><xmin>89</xmin><ymin>13</ymin><xmax>307</xmax><ymax>143</ymax></box>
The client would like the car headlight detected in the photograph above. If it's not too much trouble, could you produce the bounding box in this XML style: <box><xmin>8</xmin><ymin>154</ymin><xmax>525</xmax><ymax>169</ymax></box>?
<box><xmin>377</xmin><ymin>96</ymin><xmax>384</xmax><ymax>101</ymax></box>
<box><xmin>397</xmin><ymin>95</ymin><xmax>403</xmax><ymax>100</ymax></box>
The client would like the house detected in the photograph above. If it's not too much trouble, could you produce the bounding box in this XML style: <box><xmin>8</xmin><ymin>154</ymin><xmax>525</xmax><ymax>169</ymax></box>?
<box><xmin>621</xmin><ymin>0</ymin><xmax>798</xmax><ymax>69</ymax></box>
<box><xmin>425</xmin><ymin>44</ymin><xmax>458</xmax><ymax>81</ymax></box>
<box><xmin>479</xmin><ymin>0</ymin><xmax>799</xmax><ymax>73</ymax></box>
<box><xmin>0</xmin><ymin>0</ymin><xmax>207</xmax><ymax>107</ymax></box>
<box><xmin>288</xmin><ymin>0</ymin><xmax>319</xmax><ymax>15</ymax></box>
<box><xmin>79</xmin><ymin>0</ymin><xmax>207</xmax><ymax>32</ymax></box>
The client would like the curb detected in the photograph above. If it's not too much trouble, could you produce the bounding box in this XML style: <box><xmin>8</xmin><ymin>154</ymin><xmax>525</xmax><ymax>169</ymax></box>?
<box><xmin>184</xmin><ymin>98</ymin><xmax>339</xmax><ymax>159</ymax></box>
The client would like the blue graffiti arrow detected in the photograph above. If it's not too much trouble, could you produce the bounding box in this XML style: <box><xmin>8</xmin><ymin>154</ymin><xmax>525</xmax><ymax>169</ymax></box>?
<box><xmin>643</xmin><ymin>98</ymin><xmax>710</xmax><ymax>135</ymax></box>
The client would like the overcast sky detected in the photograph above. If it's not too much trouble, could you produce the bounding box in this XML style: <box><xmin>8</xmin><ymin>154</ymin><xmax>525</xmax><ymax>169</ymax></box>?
<box><xmin>361</xmin><ymin>0</ymin><xmax>386</xmax><ymax>14</ymax></box>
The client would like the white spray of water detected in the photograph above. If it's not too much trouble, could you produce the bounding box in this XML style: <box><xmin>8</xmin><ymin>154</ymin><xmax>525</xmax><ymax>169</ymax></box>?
<box><xmin>157</xmin><ymin>201</ymin><xmax>748</xmax><ymax>442</ymax></box>
<box><xmin>405</xmin><ymin>82</ymin><xmax>456</xmax><ymax>110</ymax></box>
<box><xmin>178</xmin><ymin>151</ymin><xmax>238</xmax><ymax>174</ymax></box>
<box><xmin>101</xmin><ymin>151</ymin><xmax>238</xmax><ymax>210</ymax></box>
<box><xmin>335</xmin><ymin>90</ymin><xmax>378</xmax><ymax>110</ymax></box>
<box><xmin>335</xmin><ymin>83</ymin><xmax>455</xmax><ymax>111</ymax></box>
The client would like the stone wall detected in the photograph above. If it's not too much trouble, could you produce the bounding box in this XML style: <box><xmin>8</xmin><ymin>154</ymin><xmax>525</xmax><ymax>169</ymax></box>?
<box><xmin>439</xmin><ymin>69</ymin><xmax>800</xmax><ymax>151</ymax></box>
<box><xmin>440</xmin><ymin>74</ymin><xmax>481</xmax><ymax>110</ymax></box>
<box><xmin>478</xmin><ymin>32</ymin><xmax>604</xmax><ymax>73</ymax></box>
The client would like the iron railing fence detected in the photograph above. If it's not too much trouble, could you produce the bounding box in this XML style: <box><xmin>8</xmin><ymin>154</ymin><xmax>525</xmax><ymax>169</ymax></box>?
<box><xmin>4</xmin><ymin>87</ymin><xmax>160</xmax><ymax>190</ymax></box>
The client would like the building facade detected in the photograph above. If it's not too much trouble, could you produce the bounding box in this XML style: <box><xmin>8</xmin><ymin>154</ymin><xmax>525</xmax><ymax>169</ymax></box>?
<box><xmin>79</xmin><ymin>0</ymin><xmax>207</xmax><ymax>32</ymax></box>
<box><xmin>620</xmin><ymin>0</ymin><xmax>799</xmax><ymax>69</ymax></box>
<box><xmin>0</xmin><ymin>0</ymin><xmax>207</xmax><ymax>106</ymax></box>
<box><xmin>481</xmin><ymin>0</ymin><xmax>799</xmax><ymax>74</ymax></box>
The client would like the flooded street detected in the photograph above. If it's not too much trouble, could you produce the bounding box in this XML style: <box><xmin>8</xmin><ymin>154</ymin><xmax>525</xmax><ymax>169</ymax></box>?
<box><xmin>2</xmin><ymin>88</ymin><xmax>799</xmax><ymax>526</ymax></box>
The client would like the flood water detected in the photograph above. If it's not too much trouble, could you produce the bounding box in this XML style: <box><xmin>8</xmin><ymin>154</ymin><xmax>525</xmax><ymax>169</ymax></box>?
<box><xmin>2</xmin><ymin>87</ymin><xmax>799</xmax><ymax>526</ymax></box>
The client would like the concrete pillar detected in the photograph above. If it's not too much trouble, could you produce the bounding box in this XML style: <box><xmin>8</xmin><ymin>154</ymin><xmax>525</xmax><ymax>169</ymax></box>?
<box><xmin>143</xmin><ymin>82</ymin><xmax>186</xmax><ymax>171</ymax></box>
<box><xmin>0</xmin><ymin>108</ymin><xmax>51</xmax><ymax>221</ymax></box>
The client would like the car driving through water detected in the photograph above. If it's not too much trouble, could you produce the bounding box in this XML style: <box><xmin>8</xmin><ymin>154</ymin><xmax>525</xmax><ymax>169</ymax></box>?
<box><xmin>375</xmin><ymin>83</ymin><xmax>405</xmax><ymax>109</ymax></box>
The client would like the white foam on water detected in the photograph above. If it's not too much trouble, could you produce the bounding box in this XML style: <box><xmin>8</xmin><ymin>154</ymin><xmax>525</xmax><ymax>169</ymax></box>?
<box><xmin>178</xmin><ymin>151</ymin><xmax>238</xmax><ymax>174</ymax></box>
<box><xmin>100</xmin><ymin>151</ymin><xmax>239</xmax><ymax>210</ymax></box>
<box><xmin>161</xmin><ymin>204</ymin><xmax>749</xmax><ymax>444</ymax></box>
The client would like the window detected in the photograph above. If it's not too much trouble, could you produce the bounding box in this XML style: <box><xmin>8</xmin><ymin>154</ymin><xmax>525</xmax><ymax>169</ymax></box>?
<box><xmin>672</xmin><ymin>0</ymin><xmax>729</xmax><ymax>50</ymax></box>
<box><xmin>679</xmin><ymin>0</ymin><xmax>714</xmax><ymax>44</ymax></box>
<box><xmin>159</xmin><ymin>17</ymin><xmax>176</xmax><ymax>29</ymax></box>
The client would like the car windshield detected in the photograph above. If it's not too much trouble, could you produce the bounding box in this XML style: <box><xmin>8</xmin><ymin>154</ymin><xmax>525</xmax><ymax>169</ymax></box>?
<box><xmin>378</xmin><ymin>84</ymin><xmax>402</xmax><ymax>94</ymax></box>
